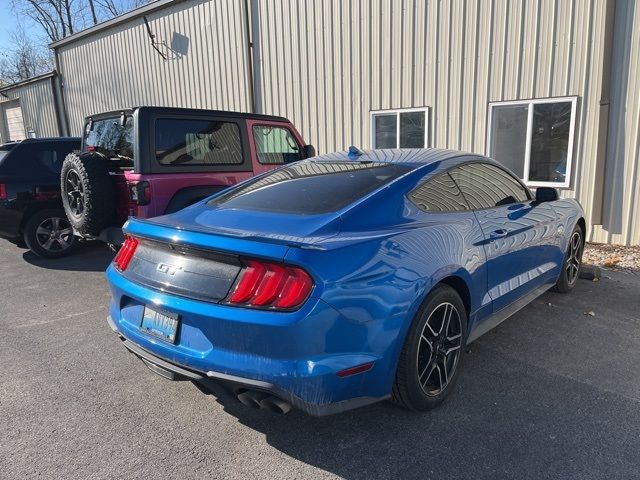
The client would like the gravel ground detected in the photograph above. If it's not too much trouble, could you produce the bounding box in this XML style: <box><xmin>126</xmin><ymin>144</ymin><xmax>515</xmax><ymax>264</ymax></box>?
<box><xmin>583</xmin><ymin>243</ymin><xmax>640</xmax><ymax>273</ymax></box>
<box><xmin>2</xmin><ymin>239</ymin><xmax>640</xmax><ymax>479</ymax></box>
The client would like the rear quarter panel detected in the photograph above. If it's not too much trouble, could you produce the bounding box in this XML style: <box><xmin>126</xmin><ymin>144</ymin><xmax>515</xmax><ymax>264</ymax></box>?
<box><xmin>550</xmin><ymin>198</ymin><xmax>585</xmax><ymax>250</ymax></box>
<box><xmin>125</xmin><ymin>171</ymin><xmax>256</xmax><ymax>218</ymax></box>
<box><xmin>284</xmin><ymin>194</ymin><xmax>488</xmax><ymax>393</ymax></box>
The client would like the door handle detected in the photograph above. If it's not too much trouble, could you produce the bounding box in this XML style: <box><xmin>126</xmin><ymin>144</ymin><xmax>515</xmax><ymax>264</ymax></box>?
<box><xmin>489</xmin><ymin>229</ymin><xmax>508</xmax><ymax>239</ymax></box>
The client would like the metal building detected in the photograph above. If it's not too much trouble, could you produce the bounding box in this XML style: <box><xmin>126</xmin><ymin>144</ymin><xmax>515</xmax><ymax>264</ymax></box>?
<box><xmin>0</xmin><ymin>72</ymin><xmax>64</xmax><ymax>142</ymax></box>
<box><xmin>9</xmin><ymin>0</ymin><xmax>640</xmax><ymax>245</ymax></box>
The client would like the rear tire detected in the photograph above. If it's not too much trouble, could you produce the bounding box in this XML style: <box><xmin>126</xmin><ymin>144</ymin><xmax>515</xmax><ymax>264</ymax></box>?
<box><xmin>392</xmin><ymin>285</ymin><xmax>467</xmax><ymax>411</ymax></box>
<box><xmin>553</xmin><ymin>224</ymin><xmax>584</xmax><ymax>293</ymax></box>
<box><xmin>61</xmin><ymin>152</ymin><xmax>115</xmax><ymax>236</ymax></box>
<box><xmin>23</xmin><ymin>209</ymin><xmax>78</xmax><ymax>258</ymax></box>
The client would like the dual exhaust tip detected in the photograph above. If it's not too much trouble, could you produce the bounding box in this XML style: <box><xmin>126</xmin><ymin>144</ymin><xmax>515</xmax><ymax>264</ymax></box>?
<box><xmin>236</xmin><ymin>390</ymin><xmax>292</xmax><ymax>415</ymax></box>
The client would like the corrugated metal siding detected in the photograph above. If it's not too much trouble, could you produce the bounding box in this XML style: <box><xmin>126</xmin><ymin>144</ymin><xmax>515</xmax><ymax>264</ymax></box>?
<box><xmin>56</xmin><ymin>0</ymin><xmax>252</xmax><ymax>135</ymax></box>
<box><xmin>52</xmin><ymin>0</ymin><xmax>639</xmax><ymax>244</ymax></box>
<box><xmin>0</xmin><ymin>77</ymin><xmax>59</xmax><ymax>141</ymax></box>
<box><xmin>255</xmin><ymin>0</ymin><xmax>639</xmax><ymax>245</ymax></box>
<box><xmin>592</xmin><ymin>0</ymin><xmax>640</xmax><ymax>245</ymax></box>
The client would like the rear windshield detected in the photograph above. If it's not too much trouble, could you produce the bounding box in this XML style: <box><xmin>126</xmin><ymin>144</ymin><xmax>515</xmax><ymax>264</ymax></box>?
<box><xmin>83</xmin><ymin>116</ymin><xmax>134</xmax><ymax>166</ymax></box>
<box><xmin>208</xmin><ymin>161</ymin><xmax>411</xmax><ymax>214</ymax></box>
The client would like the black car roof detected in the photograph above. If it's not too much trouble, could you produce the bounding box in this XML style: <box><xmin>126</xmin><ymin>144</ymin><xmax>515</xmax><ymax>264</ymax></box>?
<box><xmin>21</xmin><ymin>137</ymin><xmax>81</xmax><ymax>142</ymax></box>
<box><xmin>85</xmin><ymin>106</ymin><xmax>290</xmax><ymax>123</ymax></box>
<box><xmin>1</xmin><ymin>137</ymin><xmax>80</xmax><ymax>147</ymax></box>
<box><xmin>310</xmin><ymin>148</ymin><xmax>477</xmax><ymax>167</ymax></box>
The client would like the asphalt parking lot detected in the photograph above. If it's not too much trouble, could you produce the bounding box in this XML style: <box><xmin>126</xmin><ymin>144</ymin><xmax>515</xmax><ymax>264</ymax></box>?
<box><xmin>1</xmin><ymin>240</ymin><xmax>639</xmax><ymax>480</ymax></box>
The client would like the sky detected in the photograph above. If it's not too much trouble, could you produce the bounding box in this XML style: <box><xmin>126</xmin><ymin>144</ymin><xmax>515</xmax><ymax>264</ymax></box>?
<box><xmin>0</xmin><ymin>0</ymin><xmax>43</xmax><ymax>51</ymax></box>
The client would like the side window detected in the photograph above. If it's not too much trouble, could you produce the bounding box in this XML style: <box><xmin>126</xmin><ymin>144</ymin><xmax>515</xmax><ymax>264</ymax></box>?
<box><xmin>252</xmin><ymin>125</ymin><xmax>300</xmax><ymax>164</ymax></box>
<box><xmin>409</xmin><ymin>172</ymin><xmax>469</xmax><ymax>212</ymax></box>
<box><xmin>155</xmin><ymin>118</ymin><xmax>243</xmax><ymax>166</ymax></box>
<box><xmin>6</xmin><ymin>144</ymin><xmax>58</xmax><ymax>174</ymax></box>
<box><xmin>34</xmin><ymin>146</ymin><xmax>58</xmax><ymax>173</ymax></box>
<box><xmin>449</xmin><ymin>162</ymin><xmax>530</xmax><ymax>210</ymax></box>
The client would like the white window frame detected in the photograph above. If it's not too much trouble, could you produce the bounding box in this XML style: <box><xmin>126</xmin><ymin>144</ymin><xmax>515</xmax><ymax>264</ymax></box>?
<box><xmin>486</xmin><ymin>96</ymin><xmax>578</xmax><ymax>189</ymax></box>
<box><xmin>370</xmin><ymin>107</ymin><xmax>430</xmax><ymax>149</ymax></box>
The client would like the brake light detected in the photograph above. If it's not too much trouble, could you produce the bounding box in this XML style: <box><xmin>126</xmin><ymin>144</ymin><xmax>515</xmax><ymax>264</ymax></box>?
<box><xmin>113</xmin><ymin>236</ymin><xmax>139</xmax><ymax>271</ymax></box>
<box><xmin>129</xmin><ymin>181</ymin><xmax>150</xmax><ymax>206</ymax></box>
<box><xmin>227</xmin><ymin>259</ymin><xmax>313</xmax><ymax>310</ymax></box>
<box><xmin>0</xmin><ymin>184</ymin><xmax>6</xmax><ymax>200</ymax></box>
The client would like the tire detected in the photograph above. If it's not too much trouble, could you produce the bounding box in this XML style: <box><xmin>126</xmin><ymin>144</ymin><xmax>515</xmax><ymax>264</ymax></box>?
<box><xmin>23</xmin><ymin>209</ymin><xmax>78</xmax><ymax>258</ymax></box>
<box><xmin>61</xmin><ymin>152</ymin><xmax>115</xmax><ymax>236</ymax></box>
<box><xmin>392</xmin><ymin>285</ymin><xmax>467</xmax><ymax>411</ymax></box>
<box><xmin>553</xmin><ymin>224</ymin><xmax>584</xmax><ymax>293</ymax></box>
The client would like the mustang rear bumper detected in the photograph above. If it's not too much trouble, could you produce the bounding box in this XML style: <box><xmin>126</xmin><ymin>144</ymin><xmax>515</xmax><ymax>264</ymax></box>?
<box><xmin>107</xmin><ymin>314</ymin><xmax>387</xmax><ymax>416</ymax></box>
<box><xmin>105</xmin><ymin>262</ymin><xmax>397</xmax><ymax>416</ymax></box>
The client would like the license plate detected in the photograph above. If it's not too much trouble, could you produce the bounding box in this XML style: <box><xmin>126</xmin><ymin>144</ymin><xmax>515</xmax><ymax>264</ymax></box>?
<box><xmin>140</xmin><ymin>306</ymin><xmax>179</xmax><ymax>343</ymax></box>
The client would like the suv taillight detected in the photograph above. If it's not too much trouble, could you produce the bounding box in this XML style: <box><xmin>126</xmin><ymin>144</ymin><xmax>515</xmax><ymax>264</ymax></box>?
<box><xmin>227</xmin><ymin>259</ymin><xmax>313</xmax><ymax>310</ymax></box>
<box><xmin>129</xmin><ymin>181</ymin><xmax>150</xmax><ymax>205</ymax></box>
<box><xmin>0</xmin><ymin>184</ymin><xmax>6</xmax><ymax>200</ymax></box>
<box><xmin>114</xmin><ymin>236</ymin><xmax>139</xmax><ymax>271</ymax></box>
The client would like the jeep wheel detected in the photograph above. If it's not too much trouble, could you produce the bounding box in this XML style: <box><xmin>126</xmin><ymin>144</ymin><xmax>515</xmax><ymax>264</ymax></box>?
<box><xmin>23</xmin><ymin>209</ymin><xmax>78</xmax><ymax>258</ymax></box>
<box><xmin>61</xmin><ymin>152</ymin><xmax>115</xmax><ymax>235</ymax></box>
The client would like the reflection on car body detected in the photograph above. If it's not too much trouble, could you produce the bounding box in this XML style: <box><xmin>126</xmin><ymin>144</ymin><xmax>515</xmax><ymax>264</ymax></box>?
<box><xmin>105</xmin><ymin>148</ymin><xmax>585</xmax><ymax>416</ymax></box>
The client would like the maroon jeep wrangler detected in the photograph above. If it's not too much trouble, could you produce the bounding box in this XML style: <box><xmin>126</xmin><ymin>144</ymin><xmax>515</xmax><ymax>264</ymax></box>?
<box><xmin>61</xmin><ymin>107</ymin><xmax>314</xmax><ymax>246</ymax></box>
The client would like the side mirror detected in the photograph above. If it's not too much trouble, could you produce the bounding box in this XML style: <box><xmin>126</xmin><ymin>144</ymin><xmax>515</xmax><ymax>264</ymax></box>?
<box><xmin>119</xmin><ymin>113</ymin><xmax>128</xmax><ymax>127</ymax></box>
<box><xmin>535</xmin><ymin>186</ymin><xmax>559</xmax><ymax>203</ymax></box>
<box><xmin>300</xmin><ymin>144</ymin><xmax>316</xmax><ymax>159</ymax></box>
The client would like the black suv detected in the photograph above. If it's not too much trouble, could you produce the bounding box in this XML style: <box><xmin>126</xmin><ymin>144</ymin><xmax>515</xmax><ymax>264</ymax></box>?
<box><xmin>0</xmin><ymin>137</ymin><xmax>81</xmax><ymax>257</ymax></box>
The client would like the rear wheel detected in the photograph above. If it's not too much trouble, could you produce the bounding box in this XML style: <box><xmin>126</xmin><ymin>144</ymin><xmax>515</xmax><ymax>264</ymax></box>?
<box><xmin>61</xmin><ymin>152</ymin><xmax>115</xmax><ymax>235</ymax></box>
<box><xmin>23</xmin><ymin>209</ymin><xmax>78</xmax><ymax>258</ymax></box>
<box><xmin>553</xmin><ymin>225</ymin><xmax>584</xmax><ymax>293</ymax></box>
<box><xmin>392</xmin><ymin>285</ymin><xmax>467</xmax><ymax>411</ymax></box>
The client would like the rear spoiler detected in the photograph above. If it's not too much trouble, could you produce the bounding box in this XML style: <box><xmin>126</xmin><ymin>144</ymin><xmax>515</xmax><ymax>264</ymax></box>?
<box><xmin>123</xmin><ymin>218</ymin><xmax>325</xmax><ymax>261</ymax></box>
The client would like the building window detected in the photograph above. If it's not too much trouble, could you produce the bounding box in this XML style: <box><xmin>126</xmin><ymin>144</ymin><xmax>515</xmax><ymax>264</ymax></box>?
<box><xmin>487</xmin><ymin>97</ymin><xmax>577</xmax><ymax>188</ymax></box>
<box><xmin>370</xmin><ymin>108</ymin><xmax>429</xmax><ymax>149</ymax></box>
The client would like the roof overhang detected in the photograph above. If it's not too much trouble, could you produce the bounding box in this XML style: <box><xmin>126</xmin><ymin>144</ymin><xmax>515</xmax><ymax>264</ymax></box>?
<box><xmin>49</xmin><ymin>0</ymin><xmax>188</xmax><ymax>50</ymax></box>
<box><xmin>0</xmin><ymin>71</ymin><xmax>56</xmax><ymax>94</ymax></box>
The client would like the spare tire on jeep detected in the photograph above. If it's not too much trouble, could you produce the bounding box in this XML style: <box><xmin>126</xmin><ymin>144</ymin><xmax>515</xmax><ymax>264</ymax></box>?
<box><xmin>61</xmin><ymin>152</ymin><xmax>115</xmax><ymax>236</ymax></box>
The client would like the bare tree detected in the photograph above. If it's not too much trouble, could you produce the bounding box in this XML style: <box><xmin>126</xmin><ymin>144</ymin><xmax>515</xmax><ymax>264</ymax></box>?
<box><xmin>9</xmin><ymin>0</ymin><xmax>151</xmax><ymax>43</ymax></box>
<box><xmin>0</xmin><ymin>27</ymin><xmax>53</xmax><ymax>84</ymax></box>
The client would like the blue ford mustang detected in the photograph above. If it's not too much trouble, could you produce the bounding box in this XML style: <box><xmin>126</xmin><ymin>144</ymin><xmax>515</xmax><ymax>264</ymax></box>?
<box><xmin>105</xmin><ymin>148</ymin><xmax>585</xmax><ymax>416</ymax></box>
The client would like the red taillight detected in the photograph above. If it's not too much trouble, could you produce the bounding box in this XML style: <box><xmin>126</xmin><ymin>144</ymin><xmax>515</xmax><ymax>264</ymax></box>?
<box><xmin>129</xmin><ymin>181</ymin><xmax>150</xmax><ymax>206</ymax></box>
<box><xmin>0</xmin><ymin>184</ymin><xmax>6</xmax><ymax>200</ymax></box>
<box><xmin>336</xmin><ymin>362</ymin><xmax>374</xmax><ymax>378</ymax></box>
<box><xmin>228</xmin><ymin>259</ymin><xmax>313</xmax><ymax>310</ymax></box>
<box><xmin>113</xmin><ymin>236</ymin><xmax>139</xmax><ymax>271</ymax></box>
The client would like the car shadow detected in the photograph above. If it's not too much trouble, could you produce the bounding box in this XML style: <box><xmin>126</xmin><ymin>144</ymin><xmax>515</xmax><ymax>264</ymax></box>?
<box><xmin>193</xmin><ymin>276</ymin><xmax>640</xmax><ymax>479</ymax></box>
<box><xmin>22</xmin><ymin>241</ymin><xmax>115</xmax><ymax>272</ymax></box>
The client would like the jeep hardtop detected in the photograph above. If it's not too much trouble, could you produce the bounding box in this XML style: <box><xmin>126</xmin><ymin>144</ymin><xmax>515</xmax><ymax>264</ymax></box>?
<box><xmin>61</xmin><ymin>106</ymin><xmax>314</xmax><ymax>245</ymax></box>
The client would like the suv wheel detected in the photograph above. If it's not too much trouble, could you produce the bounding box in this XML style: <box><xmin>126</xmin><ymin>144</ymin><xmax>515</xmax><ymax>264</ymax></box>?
<box><xmin>23</xmin><ymin>209</ymin><xmax>78</xmax><ymax>258</ymax></box>
<box><xmin>61</xmin><ymin>152</ymin><xmax>115</xmax><ymax>236</ymax></box>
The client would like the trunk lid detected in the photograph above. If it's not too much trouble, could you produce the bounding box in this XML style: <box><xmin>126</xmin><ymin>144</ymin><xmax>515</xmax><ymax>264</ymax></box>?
<box><xmin>138</xmin><ymin>203</ymin><xmax>343</xmax><ymax>249</ymax></box>
<box><xmin>121</xmin><ymin>209</ymin><xmax>340</xmax><ymax>303</ymax></box>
